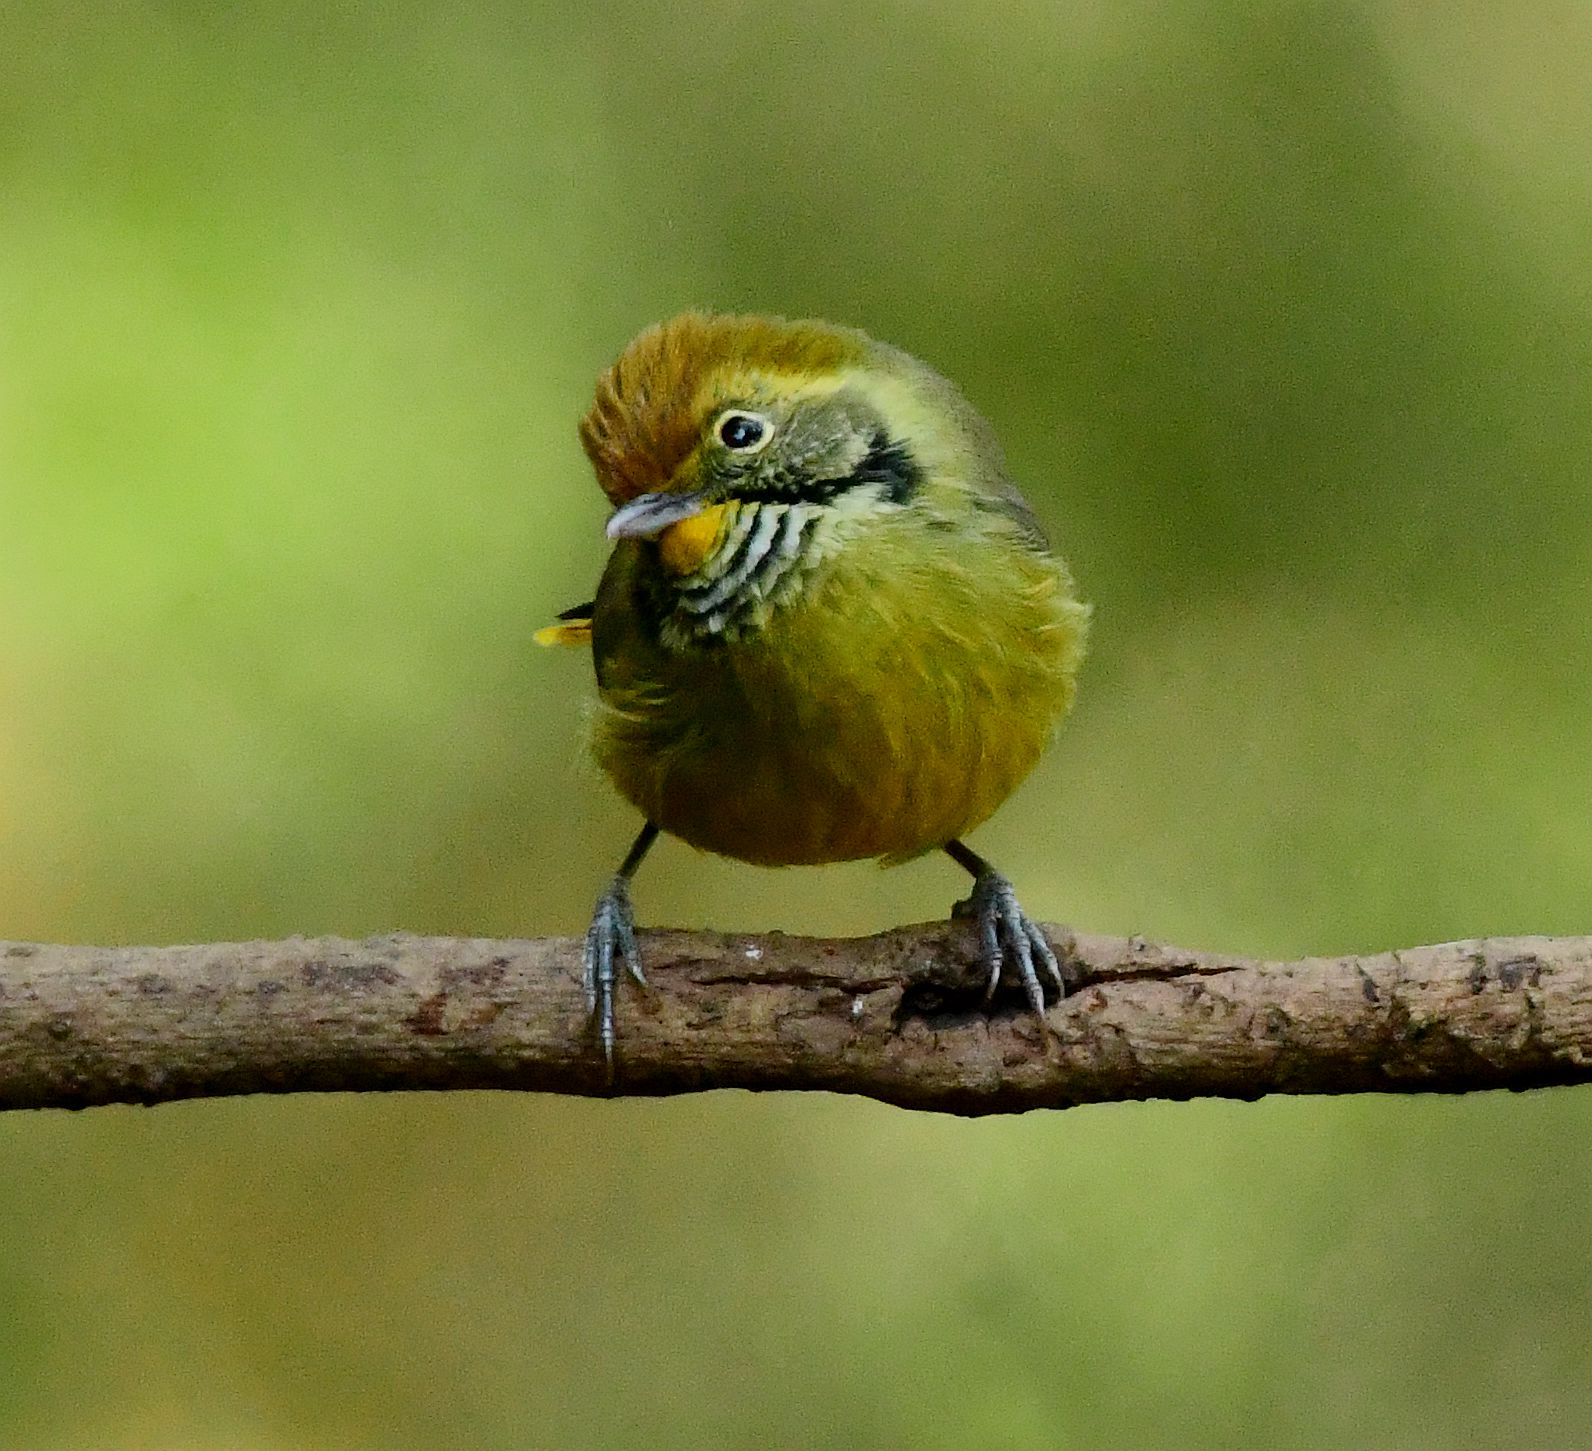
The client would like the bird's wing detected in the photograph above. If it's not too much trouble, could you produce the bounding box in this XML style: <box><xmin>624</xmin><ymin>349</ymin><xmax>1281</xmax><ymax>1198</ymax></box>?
<box><xmin>892</xmin><ymin>345</ymin><xmax>1054</xmax><ymax>552</ymax></box>
<box><xmin>971</xmin><ymin>473</ymin><xmax>1052</xmax><ymax>551</ymax></box>
<box><xmin>534</xmin><ymin>599</ymin><xmax>594</xmax><ymax>648</ymax></box>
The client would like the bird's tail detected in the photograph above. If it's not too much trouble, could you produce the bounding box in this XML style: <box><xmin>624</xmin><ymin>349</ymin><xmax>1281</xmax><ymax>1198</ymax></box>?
<box><xmin>534</xmin><ymin>600</ymin><xmax>594</xmax><ymax>648</ymax></box>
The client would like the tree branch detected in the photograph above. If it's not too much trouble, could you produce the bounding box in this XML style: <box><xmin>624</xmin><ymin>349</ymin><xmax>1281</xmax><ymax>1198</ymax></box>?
<box><xmin>1</xmin><ymin>926</ymin><xmax>1588</xmax><ymax>1115</ymax></box>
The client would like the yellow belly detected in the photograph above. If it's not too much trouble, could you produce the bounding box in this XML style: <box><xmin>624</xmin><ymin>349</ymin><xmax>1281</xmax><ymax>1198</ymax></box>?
<box><xmin>592</xmin><ymin>527</ymin><xmax>1088</xmax><ymax>867</ymax></box>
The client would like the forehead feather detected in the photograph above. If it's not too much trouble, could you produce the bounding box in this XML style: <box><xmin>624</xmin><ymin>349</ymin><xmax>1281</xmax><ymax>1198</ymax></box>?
<box><xmin>578</xmin><ymin>312</ymin><xmax>865</xmax><ymax>503</ymax></box>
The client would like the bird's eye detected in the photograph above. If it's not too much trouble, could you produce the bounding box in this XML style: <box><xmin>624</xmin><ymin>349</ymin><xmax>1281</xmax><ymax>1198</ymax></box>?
<box><xmin>715</xmin><ymin>411</ymin><xmax>771</xmax><ymax>453</ymax></box>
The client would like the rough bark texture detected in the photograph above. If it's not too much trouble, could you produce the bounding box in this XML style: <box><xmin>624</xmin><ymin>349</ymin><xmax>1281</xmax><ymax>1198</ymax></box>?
<box><xmin>2</xmin><ymin>926</ymin><xmax>1589</xmax><ymax>1115</ymax></box>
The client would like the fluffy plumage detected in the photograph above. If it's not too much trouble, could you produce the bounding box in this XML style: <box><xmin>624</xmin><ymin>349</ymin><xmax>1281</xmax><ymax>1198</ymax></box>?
<box><xmin>572</xmin><ymin>312</ymin><xmax>1088</xmax><ymax>865</ymax></box>
<box><xmin>551</xmin><ymin>312</ymin><xmax>1090</xmax><ymax>1065</ymax></box>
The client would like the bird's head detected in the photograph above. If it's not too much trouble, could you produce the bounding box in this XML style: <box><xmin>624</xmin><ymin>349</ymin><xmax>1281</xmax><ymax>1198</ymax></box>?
<box><xmin>579</xmin><ymin>313</ymin><xmax>978</xmax><ymax>637</ymax></box>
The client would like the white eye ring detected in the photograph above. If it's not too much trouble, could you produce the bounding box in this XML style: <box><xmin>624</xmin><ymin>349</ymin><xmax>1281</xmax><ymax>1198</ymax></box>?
<box><xmin>714</xmin><ymin>409</ymin><xmax>774</xmax><ymax>454</ymax></box>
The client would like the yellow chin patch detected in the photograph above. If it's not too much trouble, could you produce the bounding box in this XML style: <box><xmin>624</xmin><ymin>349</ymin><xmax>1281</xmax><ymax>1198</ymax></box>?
<box><xmin>658</xmin><ymin>501</ymin><xmax>732</xmax><ymax>576</ymax></box>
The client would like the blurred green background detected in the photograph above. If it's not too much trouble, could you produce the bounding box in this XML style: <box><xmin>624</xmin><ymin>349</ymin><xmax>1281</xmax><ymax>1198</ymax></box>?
<box><xmin>2</xmin><ymin>1</ymin><xmax>1591</xmax><ymax>1446</ymax></box>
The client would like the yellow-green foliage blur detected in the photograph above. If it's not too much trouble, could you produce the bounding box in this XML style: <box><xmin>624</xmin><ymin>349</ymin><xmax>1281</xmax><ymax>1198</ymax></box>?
<box><xmin>3</xmin><ymin>3</ymin><xmax>1591</xmax><ymax>1447</ymax></box>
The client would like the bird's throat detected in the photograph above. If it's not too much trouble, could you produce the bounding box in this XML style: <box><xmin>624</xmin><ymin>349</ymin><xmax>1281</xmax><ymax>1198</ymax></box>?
<box><xmin>657</xmin><ymin>502</ymin><xmax>732</xmax><ymax>576</ymax></box>
<box><xmin>657</xmin><ymin>499</ymin><xmax>830</xmax><ymax>644</ymax></box>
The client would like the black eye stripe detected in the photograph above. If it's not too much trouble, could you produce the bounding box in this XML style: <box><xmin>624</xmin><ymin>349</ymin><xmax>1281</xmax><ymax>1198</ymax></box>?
<box><xmin>731</xmin><ymin>431</ymin><xmax>920</xmax><ymax>507</ymax></box>
<box><xmin>845</xmin><ymin>432</ymin><xmax>921</xmax><ymax>503</ymax></box>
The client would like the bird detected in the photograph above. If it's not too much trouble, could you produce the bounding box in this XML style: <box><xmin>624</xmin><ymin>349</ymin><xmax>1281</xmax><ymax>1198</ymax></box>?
<box><xmin>540</xmin><ymin>312</ymin><xmax>1091</xmax><ymax>1069</ymax></box>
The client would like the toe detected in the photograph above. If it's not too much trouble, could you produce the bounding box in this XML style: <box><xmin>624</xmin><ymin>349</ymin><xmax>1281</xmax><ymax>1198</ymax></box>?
<box><xmin>1004</xmin><ymin>913</ymin><xmax>1046</xmax><ymax>1021</ymax></box>
<box><xmin>615</xmin><ymin>905</ymin><xmax>645</xmax><ymax>987</ymax></box>
<box><xmin>1026</xmin><ymin>920</ymin><xmax>1068</xmax><ymax>993</ymax></box>
<box><xmin>977</xmin><ymin>909</ymin><xmax>1004</xmax><ymax>1002</ymax></box>
<box><xmin>584</xmin><ymin>876</ymin><xmax>645</xmax><ymax>1079</ymax></box>
<box><xmin>582</xmin><ymin>919</ymin><xmax>605</xmax><ymax>1016</ymax></box>
<box><xmin>990</xmin><ymin>889</ymin><xmax>1042</xmax><ymax>1015</ymax></box>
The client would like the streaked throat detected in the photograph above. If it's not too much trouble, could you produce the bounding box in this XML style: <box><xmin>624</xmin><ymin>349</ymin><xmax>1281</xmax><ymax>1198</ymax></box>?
<box><xmin>663</xmin><ymin>500</ymin><xmax>825</xmax><ymax>643</ymax></box>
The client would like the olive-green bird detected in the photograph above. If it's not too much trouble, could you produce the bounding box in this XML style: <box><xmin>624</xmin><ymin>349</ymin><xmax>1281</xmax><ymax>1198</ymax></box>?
<box><xmin>543</xmin><ymin>313</ymin><xmax>1090</xmax><ymax>1066</ymax></box>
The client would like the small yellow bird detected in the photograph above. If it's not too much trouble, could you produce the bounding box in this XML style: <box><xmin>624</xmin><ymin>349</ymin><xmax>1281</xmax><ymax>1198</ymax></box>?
<box><xmin>543</xmin><ymin>313</ymin><xmax>1090</xmax><ymax>1066</ymax></box>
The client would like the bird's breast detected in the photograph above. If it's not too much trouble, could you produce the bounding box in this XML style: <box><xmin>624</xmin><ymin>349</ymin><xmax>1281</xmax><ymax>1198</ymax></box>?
<box><xmin>592</xmin><ymin>514</ymin><xmax>1088</xmax><ymax>866</ymax></box>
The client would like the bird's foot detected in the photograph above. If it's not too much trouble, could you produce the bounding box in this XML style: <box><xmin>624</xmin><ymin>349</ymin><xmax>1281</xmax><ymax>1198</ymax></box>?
<box><xmin>583</xmin><ymin>874</ymin><xmax>647</xmax><ymax>1078</ymax></box>
<box><xmin>953</xmin><ymin>869</ymin><xmax>1076</xmax><ymax>1026</ymax></box>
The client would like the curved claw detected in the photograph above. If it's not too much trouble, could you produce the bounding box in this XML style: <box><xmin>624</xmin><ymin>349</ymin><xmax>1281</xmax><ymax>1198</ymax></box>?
<box><xmin>961</xmin><ymin>869</ymin><xmax>1076</xmax><ymax>1028</ymax></box>
<box><xmin>583</xmin><ymin>874</ymin><xmax>647</xmax><ymax>1076</ymax></box>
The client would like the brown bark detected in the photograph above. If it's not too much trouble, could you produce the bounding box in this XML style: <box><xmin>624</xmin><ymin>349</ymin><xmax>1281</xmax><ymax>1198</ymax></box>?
<box><xmin>0</xmin><ymin>926</ymin><xmax>1588</xmax><ymax>1115</ymax></box>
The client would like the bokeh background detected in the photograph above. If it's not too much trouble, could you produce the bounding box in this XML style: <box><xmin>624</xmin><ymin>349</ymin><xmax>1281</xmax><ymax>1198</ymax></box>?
<box><xmin>3</xmin><ymin>1</ymin><xmax>1591</xmax><ymax>1446</ymax></box>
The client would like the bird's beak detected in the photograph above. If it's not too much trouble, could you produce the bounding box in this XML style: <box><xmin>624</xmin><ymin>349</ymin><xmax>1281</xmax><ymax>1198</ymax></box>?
<box><xmin>605</xmin><ymin>490</ymin><xmax>710</xmax><ymax>540</ymax></box>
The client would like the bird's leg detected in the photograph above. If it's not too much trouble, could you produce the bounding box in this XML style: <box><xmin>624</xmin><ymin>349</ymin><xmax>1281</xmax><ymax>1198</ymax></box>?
<box><xmin>584</xmin><ymin>821</ymin><xmax>659</xmax><ymax>1077</ymax></box>
<box><xmin>944</xmin><ymin>839</ymin><xmax>1075</xmax><ymax>1024</ymax></box>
